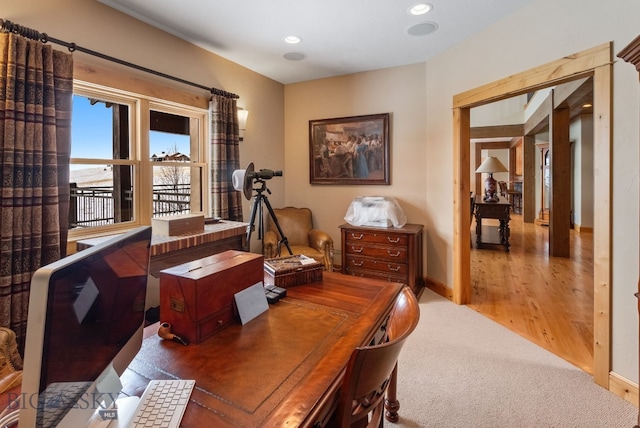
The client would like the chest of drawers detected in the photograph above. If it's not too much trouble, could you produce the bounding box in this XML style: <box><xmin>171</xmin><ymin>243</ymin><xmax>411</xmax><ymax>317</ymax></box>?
<box><xmin>340</xmin><ymin>223</ymin><xmax>424</xmax><ymax>295</ymax></box>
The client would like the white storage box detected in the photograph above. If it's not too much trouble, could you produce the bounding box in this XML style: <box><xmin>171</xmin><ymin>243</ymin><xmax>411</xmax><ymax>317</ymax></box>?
<box><xmin>344</xmin><ymin>196</ymin><xmax>407</xmax><ymax>228</ymax></box>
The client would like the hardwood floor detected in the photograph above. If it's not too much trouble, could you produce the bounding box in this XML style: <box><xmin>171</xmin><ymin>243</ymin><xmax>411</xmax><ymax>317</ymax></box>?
<box><xmin>468</xmin><ymin>213</ymin><xmax>594</xmax><ymax>374</ymax></box>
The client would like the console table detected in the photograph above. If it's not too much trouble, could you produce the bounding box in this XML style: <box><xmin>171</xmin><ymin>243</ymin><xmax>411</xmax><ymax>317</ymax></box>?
<box><xmin>474</xmin><ymin>196</ymin><xmax>511</xmax><ymax>252</ymax></box>
<box><xmin>76</xmin><ymin>221</ymin><xmax>247</xmax><ymax>307</ymax></box>
<box><xmin>340</xmin><ymin>223</ymin><xmax>424</xmax><ymax>295</ymax></box>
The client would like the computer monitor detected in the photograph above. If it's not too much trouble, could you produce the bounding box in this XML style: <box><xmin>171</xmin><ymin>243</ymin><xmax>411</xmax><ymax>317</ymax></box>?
<box><xmin>18</xmin><ymin>226</ymin><xmax>152</xmax><ymax>427</ymax></box>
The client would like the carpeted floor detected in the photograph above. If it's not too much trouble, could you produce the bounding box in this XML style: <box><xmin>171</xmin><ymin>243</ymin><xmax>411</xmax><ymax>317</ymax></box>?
<box><xmin>388</xmin><ymin>288</ymin><xmax>638</xmax><ymax>428</ymax></box>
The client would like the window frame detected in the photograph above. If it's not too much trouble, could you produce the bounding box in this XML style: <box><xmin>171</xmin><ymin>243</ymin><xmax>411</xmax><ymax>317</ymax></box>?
<box><xmin>69</xmin><ymin>80</ymin><xmax>210</xmax><ymax>241</ymax></box>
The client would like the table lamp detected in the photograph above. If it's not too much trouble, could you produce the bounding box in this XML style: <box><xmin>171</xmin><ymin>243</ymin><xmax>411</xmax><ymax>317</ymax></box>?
<box><xmin>475</xmin><ymin>156</ymin><xmax>508</xmax><ymax>202</ymax></box>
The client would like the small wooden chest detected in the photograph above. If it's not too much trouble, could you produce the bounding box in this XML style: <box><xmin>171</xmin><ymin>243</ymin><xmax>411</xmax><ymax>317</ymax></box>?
<box><xmin>152</xmin><ymin>213</ymin><xmax>204</xmax><ymax>236</ymax></box>
<box><xmin>264</xmin><ymin>255</ymin><xmax>323</xmax><ymax>288</ymax></box>
<box><xmin>159</xmin><ymin>250</ymin><xmax>264</xmax><ymax>343</ymax></box>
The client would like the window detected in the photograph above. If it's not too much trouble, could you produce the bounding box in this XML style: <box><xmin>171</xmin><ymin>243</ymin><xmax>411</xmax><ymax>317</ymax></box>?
<box><xmin>69</xmin><ymin>82</ymin><xmax>209</xmax><ymax>238</ymax></box>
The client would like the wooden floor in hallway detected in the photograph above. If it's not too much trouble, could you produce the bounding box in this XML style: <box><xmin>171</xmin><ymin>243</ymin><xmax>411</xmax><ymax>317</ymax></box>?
<box><xmin>468</xmin><ymin>213</ymin><xmax>594</xmax><ymax>374</ymax></box>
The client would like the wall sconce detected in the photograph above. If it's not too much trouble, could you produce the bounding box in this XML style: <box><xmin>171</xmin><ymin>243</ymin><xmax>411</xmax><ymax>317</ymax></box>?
<box><xmin>237</xmin><ymin>107</ymin><xmax>249</xmax><ymax>141</ymax></box>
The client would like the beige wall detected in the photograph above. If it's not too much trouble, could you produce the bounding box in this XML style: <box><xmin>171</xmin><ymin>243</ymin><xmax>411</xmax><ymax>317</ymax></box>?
<box><xmin>284</xmin><ymin>64</ymin><xmax>428</xmax><ymax>263</ymax></box>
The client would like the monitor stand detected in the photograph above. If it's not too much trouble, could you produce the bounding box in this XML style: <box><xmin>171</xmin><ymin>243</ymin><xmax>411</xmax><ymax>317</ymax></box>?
<box><xmin>85</xmin><ymin>364</ymin><xmax>140</xmax><ymax>428</ymax></box>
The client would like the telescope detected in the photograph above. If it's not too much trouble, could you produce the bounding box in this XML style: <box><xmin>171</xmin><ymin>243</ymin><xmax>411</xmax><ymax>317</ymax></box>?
<box><xmin>248</xmin><ymin>169</ymin><xmax>283</xmax><ymax>181</ymax></box>
<box><xmin>232</xmin><ymin>163</ymin><xmax>283</xmax><ymax>200</ymax></box>
<box><xmin>232</xmin><ymin>162</ymin><xmax>292</xmax><ymax>256</ymax></box>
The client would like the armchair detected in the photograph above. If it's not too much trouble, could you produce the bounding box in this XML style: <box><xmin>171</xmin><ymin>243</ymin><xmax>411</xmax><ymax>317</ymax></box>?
<box><xmin>263</xmin><ymin>207</ymin><xmax>334</xmax><ymax>271</ymax></box>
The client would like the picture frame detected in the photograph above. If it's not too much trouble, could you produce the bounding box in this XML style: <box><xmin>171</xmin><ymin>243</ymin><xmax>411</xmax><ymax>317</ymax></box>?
<box><xmin>309</xmin><ymin>113</ymin><xmax>390</xmax><ymax>185</ymax></box>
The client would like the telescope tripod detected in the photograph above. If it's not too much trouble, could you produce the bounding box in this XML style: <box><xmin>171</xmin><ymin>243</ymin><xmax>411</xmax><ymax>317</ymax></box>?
<box><xmin>245</xmin><ymin>179</ymin><xmax>293</xmax><ymax>257</ymax></box>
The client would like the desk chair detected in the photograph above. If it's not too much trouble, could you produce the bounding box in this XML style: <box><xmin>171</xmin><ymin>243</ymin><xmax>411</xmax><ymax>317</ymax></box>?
<box><xmin>506</xmin><ymin>189</ymin><xmax>522</xmax><ymax>214</ymax></box>
<box><xmin>333</xmin><ymin>286</ymin><xmax>420</xmax><ymax>427</ymax></box>
<box><xmin>498</xmin><ymin>181</ymin><xmax>507</xmax><ymax>198</ymax></box>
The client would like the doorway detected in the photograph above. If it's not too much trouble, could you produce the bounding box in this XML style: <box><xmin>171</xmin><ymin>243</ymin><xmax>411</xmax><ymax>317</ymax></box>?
<box><xmin>452</xmin><ymin>43</ymin><xmax>612</xmax><ymax>388</ymax></box>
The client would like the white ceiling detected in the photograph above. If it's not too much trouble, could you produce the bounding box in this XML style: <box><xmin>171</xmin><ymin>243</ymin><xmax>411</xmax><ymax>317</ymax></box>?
<box><xmin>98</xmin><ymin>0</ymin><xmax>534</xmax><ymax>85</ymax></box>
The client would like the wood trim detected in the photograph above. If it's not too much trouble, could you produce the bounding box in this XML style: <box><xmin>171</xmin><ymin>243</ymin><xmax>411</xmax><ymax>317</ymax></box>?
<box><xmin>453</xmin><ymin>107</ymin><xmax>470</xmax><ymax>305</ymax></box>
<box><xmin>574</xmin><ymin>225</ymin><xmax>594</xmax><ymax>234</ymax></box>
<box><xmin>609</xmin><ymin>372</ymin><xmax>639</xmax><ymax>407</ymax></box>
<box><xmin>453</xmin><ymin>42</ymin><xmax>611</xmax><ymax>108</ymax></box>
<box><xmin>453</xmin><ymin>43</ymin><xmax>612</xmax><ymax>390</ymax></box>
<box><xmin>470</xmin><ymin>124</ymin><xmax>524</xmax><ymax>139</ymax></box>
<box><xmin>424</xmin><ymin>277</ymin><xmax>454</xmax><ymax>301</ymax></box>
<box><xmin>74</xmin><ymin>60</ymin><xmax>210</xmax><ymax>109</ymax></box>
<box><xmin>617</xmin><ymin>35</ymin><xmax>640</xmax><ymax>72</ymax></box>
<box><xmin>592</xmin><ymin>62</ymin><xmax>612</xmax><ymax>388</ymax></box>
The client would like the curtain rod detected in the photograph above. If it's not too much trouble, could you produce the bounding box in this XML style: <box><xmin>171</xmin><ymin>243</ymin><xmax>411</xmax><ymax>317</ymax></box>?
<box><xmin>0</xmin><ymin>18</ymin><xmax>240</xmax><ymax>99</ymax></box>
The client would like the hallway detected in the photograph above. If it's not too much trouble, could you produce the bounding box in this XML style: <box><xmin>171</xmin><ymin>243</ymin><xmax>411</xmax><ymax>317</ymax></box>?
<box><xmin>468</xmin><ymin>214</ymin><xmax>594</xmax><ymax>373</ymax></box>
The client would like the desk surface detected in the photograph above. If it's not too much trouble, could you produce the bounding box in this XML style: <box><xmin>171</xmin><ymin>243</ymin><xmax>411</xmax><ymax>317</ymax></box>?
<box><xmin>474</xmin><ymin>196</ymin><xmax>511</xmax><ymax>208</ymax></box>
<box><xmin>122</xmin><ymin>272</ymin><xmax>403</xmax><ymax>427</ymax></box>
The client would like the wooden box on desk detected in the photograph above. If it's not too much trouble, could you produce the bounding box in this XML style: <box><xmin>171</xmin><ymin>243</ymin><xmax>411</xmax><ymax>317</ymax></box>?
<box><xmin>264</xmin><ymin>255</ymin><xmax>323</xmax><ymax>288</ymax></box>
<box><xmin>159</xmin><ymin>250</ymin><xmax>264</xmax><ymax>343</ymax></box>
<box><xmin>152</xmin><ymin>213</ymin><xmax>204</xmax><ymax>236</ymax></box>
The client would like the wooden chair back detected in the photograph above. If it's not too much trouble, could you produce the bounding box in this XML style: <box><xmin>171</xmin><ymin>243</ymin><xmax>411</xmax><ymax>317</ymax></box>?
<box><xmin>334</xmin><ymin>286</ymin><xmax>420</xmax><ymax>427</ymax></box>
<box><xmin>498</xmin><ymin>181</ymin><xmax>507</xmax><ymax>197</ymax></box>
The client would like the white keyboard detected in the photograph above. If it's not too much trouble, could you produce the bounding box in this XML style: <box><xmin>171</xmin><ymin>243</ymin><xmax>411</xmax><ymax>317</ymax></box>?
<box><xmin>126</xmin><ymin>379</ymin><xmax>195</xmax><ymax>428</ymax></box>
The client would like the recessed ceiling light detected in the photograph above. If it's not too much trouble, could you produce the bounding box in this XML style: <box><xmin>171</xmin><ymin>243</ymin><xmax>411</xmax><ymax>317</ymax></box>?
<box><xmin>283</xmin><ymin>52</ymin><xmax>307</xmax><ymax>61</ymax></box>
<box><xmin>407</xmin><ymin>21</ymin><xmax>438</xmax><ymax>36</ymax></box>
<box><xmin>409</xmin><ymin>3</ymin><xmax>432</xmax><ymax>16</ymax></box>
<box><xmin>284</xmin><ymin>36</ymin><xmax>301</xmax><ymax>44</ymax></box>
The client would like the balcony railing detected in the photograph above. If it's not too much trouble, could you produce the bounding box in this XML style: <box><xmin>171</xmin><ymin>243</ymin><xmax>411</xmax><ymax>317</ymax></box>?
<box><xmin>69</xmin><ymin>183</ymin><xmax>192</xmax><ymax>229</ymax></box>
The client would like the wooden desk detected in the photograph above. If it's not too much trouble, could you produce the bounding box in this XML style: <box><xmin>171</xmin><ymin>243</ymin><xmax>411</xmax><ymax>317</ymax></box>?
<box><xmin>121</xmin><ymin>272</ymin><xmax>403</xmax><ymax>427</ymax></box>
<box><xmin>474</xmin><ymin>196</ymin><xmax>511</xmax><ymax>252</ymax></box>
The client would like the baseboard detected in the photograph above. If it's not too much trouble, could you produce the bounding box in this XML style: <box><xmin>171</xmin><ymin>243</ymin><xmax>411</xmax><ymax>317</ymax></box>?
<box><xmin>424</xmin><ymin>277</ymin><xmax>454</xmax><ymax>301</ymax></box>
<box><xmin>574</xmin><ymin>224</ymin><xmax>594</xmax><ymax>233</ymax></box>
<box><xmin>610</xmin><ymin>371</ymin><xmax>639</xmax><ymax>407</ymax></box>
<box><xmin>425</xmin><ymin>277</ymin><xmax>639</xmax><ymax>408</ymax></box>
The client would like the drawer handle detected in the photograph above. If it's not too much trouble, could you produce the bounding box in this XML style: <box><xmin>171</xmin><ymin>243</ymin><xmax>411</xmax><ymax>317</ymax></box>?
<box><xmin>387</xmin><ymin>250</ymin><xmax>401</xmax><ymax>257</ymax></box>
<box><xmin>387</xmin><ymin>237</ymin><xmax>400</xmax><ymax>243</ymax></box>
<box><xmin>388</xmin><ymin>264</ymin><xmax>401</xmax><ymax>272</ymax></box>
<box><xmin>350</xmin><ymin>233</ymin><xmax>364</xmax><ymax>240</ymax></box>
<box><xmin>351</xmin><ymin>260</ymin><xmax>364</xmax><ymax>267</ymax></box>
<box><xmin>351</xmin><ymin>246</ymin><xmax>364</xmax><ymax>253</ymax></box>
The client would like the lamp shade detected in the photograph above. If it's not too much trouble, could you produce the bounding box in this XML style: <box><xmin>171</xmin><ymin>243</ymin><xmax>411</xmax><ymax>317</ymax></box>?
<box><xmin>237</xmin><ymin>108</ymin><xmax>249</xmax><ymax>130</ymax></box>
<box><xmin>475</xmin><ymin>156</ymin><xmax>508</xmax><ymax>173</ymax></box>
<box><xmin>237</xmin><ymin>108</ymin><xmax>249</xmax><ymax>141</ymax></box>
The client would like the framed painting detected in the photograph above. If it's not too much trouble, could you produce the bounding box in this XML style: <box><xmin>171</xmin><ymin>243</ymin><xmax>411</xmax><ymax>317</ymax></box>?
<box><xmin>309</xmin><ymin>113</ymin><xmax>390</xmax><ymax>185</ymax></box>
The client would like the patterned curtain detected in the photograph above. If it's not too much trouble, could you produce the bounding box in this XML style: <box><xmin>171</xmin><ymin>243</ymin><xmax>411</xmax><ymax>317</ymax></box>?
<box><xmin>0</xmin><ymin>33</ymin><xmax>73</xmax><ymax>352</ymax></box>
<box><xmin>210</xmin><ymin>95</ymin><xmax>243</xmax><ymax>221</ymax></box>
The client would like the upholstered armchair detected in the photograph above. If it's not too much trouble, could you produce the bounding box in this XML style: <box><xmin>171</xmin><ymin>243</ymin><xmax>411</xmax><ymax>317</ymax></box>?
<box><xmin>263</xmin><ymin>207</ymin><xmax>334</xmax><ymax>271</ymax></box>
